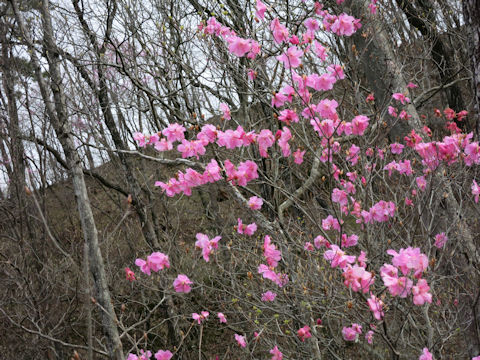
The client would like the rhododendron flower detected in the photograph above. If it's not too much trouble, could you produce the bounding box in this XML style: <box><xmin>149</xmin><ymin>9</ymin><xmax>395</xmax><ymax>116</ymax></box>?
<box><xmin>434</xmin><ymin>232</ymin><xmax>448</xmax><ymax>248</ymax></box>
<box><xmin>293</xmin><ymin>149</ymin><xmax>305</xmax><ymax>164</ymax></box>
<box><xmin>342</xmin><ymin>324</ymin><xmax>361</xmax><ymax>341</ymax></box>
<box><xmin>392</xmin><ymin>92</ymin><xmax>410</xmax><ymax>104</ymax></box>
<box><xmin>173</xmin><ymin>274</ymin><xmax>193</xmax><ymax>293</ymax></box>
<box><xmin>237</xmin><ymin>218</ymin><xmax>257</xmax><ymax>236</ymax></box>
<box><xmin>263</xmin><ymin>235</ymin><xmax>281</xmax><ymax>267</ymax></box>
<box><xmin>388</xmin><ymin>106</ymin><xmax>398</xmax><ymax>117</ymax></box>
<box><xmin>407</xmin><ymin>82</ymin><xmax>418</xmax><ymax>89</ymax></box>
<box><xmin>289</xmin><ymin>35</ymin><xmax>299</xmax><ymax>44</ymax></box>
<box><xmin>154</xmin><ymin>350</ymin><xmax>173</xmax><ymax>360</ymax></box>
<box><xmin>234</xmin><ymin>334</ymin><xmax>246</xmax><ymax>348</ymax></box>
<box><xmin>277</xmin><ymin>46</ymin><xmax>303</xmax><ymax>68</ymax></box>
<box><xmin>314</xmin><ymin>235</ymin><xmax>329</xmax><ymax>248</ymax></box>
<box><xmin>297</xmin><ymin>325</ymin><xmax>312</xmax><ymax>342</ymax></box>
<box><xmin>383</xmin><ymin>274</ymin><xmax>413</xmax><ymax>298</ymax></box>
<box><xmin>472</xmin><ymin>180</ymin><xmax>480</xmax><ymax>203</ymax></box>
<box><xmin>351</xmin><ymin>115</ymin><xmax>369</xmax><ymax>135</ymax></box>
<box><xmin>219</xmin><ymin>103</ymin><xmax>231</xmax><ymax>120</ymax></box>
<box><xmin>387</xmin><ymin>247</ymin><xmax>428</xmax><ymax>277</ymax></box>
<box><xmin>332</xmin><ymin>188</ymin><xmax>348</xmax><ymax>207</ymax></box>
<box><xmin>192</xmin><ymin>311</ymin><xmax>209</xmax><ymax>324</ymax></box>
<box><xmin>390</xmin><ymin>143</ymin><xmax>404</xmax><ymax>154</ymax></box>
<box><xmin>135</xmin><ymin>350</ymin><xmax>152</xmax><ymax>360</ymax></box>
<box><xmin>314</xmin><ymin>41</ymin><xmax>327</xmax><ymax>61</ymax></box>
<box><xmin>256</xmin><ymin>0</ymin><xmax>267</xmax><ymax>20</ymax></box>
<box><xmin>270</xmin><ymin>18</ymin><xmax>289</xmax><ymax>43</ymax></box>
<box><xmin>257</xmin><ymin>129</ymin><xmax>275</xmax><ymax>157</ymax></box>
<box><xmin>342</xmin><ymin>265</ymin><xmax>374</xmax><ymax>293</ymax></box>
<box><xmin>277</xmin><ymin>127</ymin><xmax>292</xmax><ymax>156</ymax></box>
<box><xmin>331</xmin><ymin>14</ymin><xmax>357</xmax><ymax>36</ymax></box>
<box><xmin>322</xmin><ymin>215</ymin><xmax>341</xmax><ymax>231</ymax></box>
<box><xmin>135</xmin><ymin>258</ymin><xmax>151</xmax><ymax>275</ymax></box>
<box><xmin>248</xmin><ymin>196</ymin><xmax>263</xmax><ymax>210</ymax></box>
<box><xmin>195</xmin><ymin>233</ymin><xmax>221</xmax><ymax>262</ymax></box>
<box><xmin>247</xmin><ymin>68</ymin><xmax>257</xmax><ymax>81</ymax></box>
<box><xmin>367</xmin><ymin>294</ymin><xmax>384</xmax><ymax>320</ymax></box>
<box><xmin>278</xmin><ymin>109</ymin><xmax>299</xmax><ymax>125</ymax></box>
<box><xmin>304</xmin><ymin>242</ymin><xmax>315</xmax><ymax>251</ymax></box>
<box><xmin>324</xmin><ymin>245</ymin><xmax>356</xmax><ymax>269</ymax></box>
<box><xmin>217</xmin><ymin>312</ymin><xmax>227</xmax><ymax>323</ymax></box>
<box><xmin>133</xmin><ymin>132</ymin><xmax>146</xmax><ymax>147</ymax></box>
<box><xmin>125</xmin><ymin>267</ymin><xmax>136</xmax><ymax>281</ymax></box>
<box><xmin>147</xmin><ymin>252</ymin><xmax>170</xmax><ymax>272</ymax></box>
<box><xmin>154</xmin><ymin>138</ymin><xmax>173</xmax><ymax>152</ymax></box>
<box><xmin>261</xmin><ymin>290</ymin><xmax>277</xmax><ymax>302</ymax></box>
<box><xmin>269</xmin><ymin>345</ymin><xmax>283</xmax><ymax>360</ymax></box>
<box><xmin>127</xmin><ymin>354</ymin><xmax>139</xmax><ymax>360</ymax></box>
<box><xmin>419</xmin><ymin>348</ymin><xmax>433</xmax><ymax>360</ymax></box>
<box><xmin>162</xmin><ymin>123</ymin><xmax>185</xmax><ymax>143</ymax></box>
<box><xmin>412</xmin><ymin>279</ymin><xmax>432</xmax><ymax>305</ymax></box>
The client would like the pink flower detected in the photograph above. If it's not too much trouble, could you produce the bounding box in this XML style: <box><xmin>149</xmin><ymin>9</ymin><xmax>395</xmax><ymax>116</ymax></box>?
<box><xmin>257</xmin><ymin>129</ymin><xmax>275</xmax><ymax>157</ymax></box>
<box><xmin>270</xmin><ymin>18</ymin><xmax>289</xmax><ymax>44</ymax></box>
<box><xmin>248</xmin><ymin>196</ymin><xmax>263</xmax><ymax>210</ymax></box>
<box><xmin>261</xmin><ymin>290</ymin><xmax>277</xmax><ymax>302</ymax></box>
<box><xmin>412</xmin><ymin>279</ymin><xmax>432</xmax><ymax>305</ymax></box>
<box><xmin>419</xmin><ymin>347</ymin><xmax>433</xmax><ymax>360</ymax></box>
<box><xmin>297</xmin><ymin>325</ymin><xmax>312</xmax><ymax>342</ymax></box>
<box><xmin>314</xmin><ymin>41</ymin><xmax>327</xmax><ymax>61</ymax></box>
<box><xmin>407</xmin><ymin>82</ymin><xmax>418</xmax><ymax>89</ymax></box>
<box><xmin>351</xmin><ymin>115</ymin><xmax>369</xmax><ymax>135</ymax></box>
<box><xmin>219</xmin><ymin>103</ymin><xmax>231</xmax><ymax>120</ymax></box>
<box><xmin>367</xmin><ymin>294</ymin><xmax>384</xmax><ymax>320</ymax></box>
<box><xmin>342</xmin><ymin>324</ymin><xmax>361</xmax><ymax>341</ymax></box>
<box><xmin>416</xmin><ymin>176</ymin><xmax>427</xmax><ymax>191</ymax></box>
<box><xmin>365</xmin><ymin>330</ymin><xmax>374</xmax><ymax>344</ymax></box>
<box><xmin>342</xmin><ymin>265</ymin><xmax>374</xmax><ymax>293</ymax></box>
<box><xmin>392</xmin><ymin>92</ymin><xmax>410</xmax><ymax>104</ymax></box>
<box><xmin>269</xmin><ymin>345</ymin><xmax>283</xmax><ymax>360</ymax></box>
<box><xmin>135</xmin><ymin>258</ymin><xmax>151</xmax><ymax>276</ymax></box>
<box><xmin>434</xmin><ymin>233</ymin><xmax>448</xmax><ymax>248</ymax></box>
<box><xmin>154</xmin><ymin>350</ymin><xmax>173</xmax><ymax>360</ymax></box>
<box><xmin>237</xmin><ymin>218</ymin><xmax>257</xmax><ymax>236</ymax></box>
<box><xmin>247</xmin><ymin>69</ymin><xmax>257</xmax><ymax>81</ymax></box>
<box><xmin>133</xmin><ymin>132</ymin><xmax>146</xmax><ymax>147</ymax></box>
<box><xmin>324</xmin><ymin>245</ymin><xmax>356</xmax><ymax>269</ymax></box>
<box><xmin>192</xmin><ymin>311</ymin><xmax>209</xmax><ymax>324</ymax></box>
<box><xmin>217</xmin><ymin>312</ymin><xmax>227</xmax><ymax>323</ymax></box>
<box><xmin>304</xmin><ymin>242</ymin><xmax>315</xmax><ymax>251</ymax></box>
<box><xmin>390</xmin><ymin>143</ymin><xmax>404</xmax><ymax>154</ymax></box>
<box><xmin>331</xmin><ymin>14</ymin><xmax>357</xmax><ymax>36</ymax></box>
<box><xmin>125</xmin><ymin>267</ymin><xmax>136</xmax><ymax>281</ymax></box>
<box><xmin>277</xmin><ymin>46</ymin><xmax>303</xmax><ymax>68</ymax></box>
<box><xmin>173</xmin><ymin>274</ymin><xmax>193</xmax><ymax>293</ymax></box>
<box><xmin>256</xmin><ymin>0</ymin><xmax>267</xmax><ymax>20</ymax></box>
<box><xmin>234</xmin><ymin>334</ymin><xmax>246</xmax><ymax>348</ymax></box>
<box><xmin>162</xmin><ymin>123</ymin><xmax>185</xmax><ymax>143</ymax></box>
<box><xmin>366</xmin><ymin>93</ymin><xmax>375</xmax><ymax>102</ymax></box>
<box><xmin>195</xmin><ymin>233</ymin><xmax>221</xmax><ymax>262</ymax></box>
<box><xmin>147</xmin><ymin>252</ymin><xmax>170</xmax><ymax>272</ymax></box>
<box><xmin>472</xmin><ymin>180</ymin><xmax>480</xmax><ymax>203</ymax></box>
<box><xmin>227</xmin><ymin>36</ymin><xmax>251</xmax><ymax>57</ymax></box>
<box><xmin>263</xmin><ymin>235</ymin><xmax>281</xmax><ymax>267</ymax></box>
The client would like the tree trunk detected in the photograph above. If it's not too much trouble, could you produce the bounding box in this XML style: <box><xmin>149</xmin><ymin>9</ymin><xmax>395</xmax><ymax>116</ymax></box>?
<box><xmin>10</xmin><ymin>1</ymin><xmax>124</xmax><ymax>358</ymax></box>
<box><xmin>463</xmin><ymin>0</ymin><xmax>480</xmax><ymax>138</ymax></box>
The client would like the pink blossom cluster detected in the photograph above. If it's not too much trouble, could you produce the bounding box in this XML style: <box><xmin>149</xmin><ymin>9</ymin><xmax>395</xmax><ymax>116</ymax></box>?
<box><xmin>155</xmin><ymin>159</ymin><xmax>222</xmax><ymax>197</ymax></box>
<box><xmin>192</xmin><ymin>311</ymin><xmax>209</xmax><ymax>324</ymax></box>
<box><xmin>258</xmin><ymin>235</ymin><xmax>288</xmax><ymax>287</ymax></box>
<box><xmin>360</xmin><ymin>200</ymin><xmax>396</xmax><ymax>224</ymax></box>
<box><xmin>297</xmin><ymin>325</ymin><xmax>312</xmax><ymax>342</ymax></box>
<box><xmin>135</xmin><ymin>252</ymin><xmax>170</xmax><ymax>275</ymax></box>
<box><xmin>195</xmin><ymin>233</ymin><xmax>221</xmax><ymax>262</ymax></box>
<box><xmin>342</xmin><ymin>323</ymin><xmax>362</xmax><ymax>341</ymax></box>
<box><xmin>237</xmin><ymin>218</ymin><xmax>257</xmax><ymax>236</ymax></box>
<box><xmin>380</xmin><ymin>247</ymin><xmax>432</xmax><ymax>305</ymax></box>
<box><xmin>199</xmin><ymin>17</ymin><xmax>260</xmax><ymax>59</ymax></box>
<box><xmin>127</xmin><ymin>349</ymin><xmax>173</xmax><ymax>360</ymax></box>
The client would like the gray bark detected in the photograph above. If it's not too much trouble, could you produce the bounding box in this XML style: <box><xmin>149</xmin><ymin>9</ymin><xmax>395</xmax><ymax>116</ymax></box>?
<box><xmin>10</xmin><ymin>0</ymin><xmax>124</xmax><ymax>358</ymax></box>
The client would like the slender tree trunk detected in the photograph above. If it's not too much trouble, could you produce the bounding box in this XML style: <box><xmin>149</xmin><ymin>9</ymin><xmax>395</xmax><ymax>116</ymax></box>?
<box><xmin>463</xmin><ymin>0</ymin><xmax>480</xmax><ymax>138</ymax></box>
<box><xmin>10</xmin><ymin>1</ymin><xmax>124</xmax><ymax>358</ymax></box>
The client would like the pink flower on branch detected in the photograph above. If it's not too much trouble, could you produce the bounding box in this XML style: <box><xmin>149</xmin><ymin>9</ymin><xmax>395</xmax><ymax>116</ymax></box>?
<box><xmin>173</xmin><ymin>274</ymin><xmax>193</xmax><ymax>293</ymax></box>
